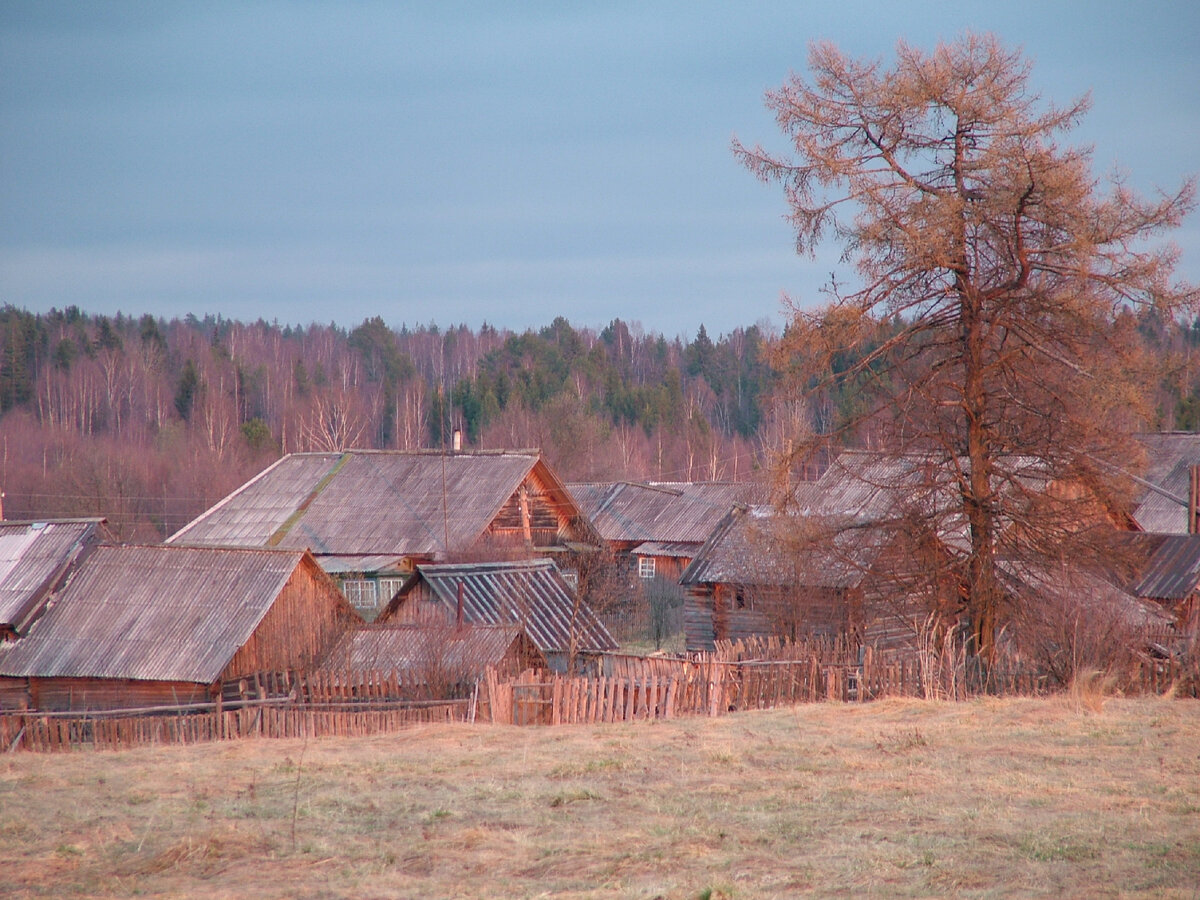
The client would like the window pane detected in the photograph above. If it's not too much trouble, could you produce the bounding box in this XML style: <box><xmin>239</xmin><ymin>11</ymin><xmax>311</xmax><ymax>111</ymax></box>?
<box><xmin>342</xmin><ymin>578</ymin><xmax>378</xmax><ymax>609</ymax></box>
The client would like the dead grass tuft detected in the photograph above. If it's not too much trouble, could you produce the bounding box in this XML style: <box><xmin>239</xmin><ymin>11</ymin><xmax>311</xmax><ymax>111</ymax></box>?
<box><xmin>874</xmin><ymin>726</ymin><xmax>928</xmax><ymax>754</ymax></box>
<box><xmin>122</xmin><ymin>826</ymin><xmax>276</xmax><ymax>877</ymax></box>
<box><xmin>1065</xmin><ymin>668</ymin><xmax>1120</xmax><ymax>713</ymax></box>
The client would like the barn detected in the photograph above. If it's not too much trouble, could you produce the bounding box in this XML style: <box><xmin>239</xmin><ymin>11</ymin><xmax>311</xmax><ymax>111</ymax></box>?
<box><xmin>0</xmin><ymin>545</ymin><xmax>356</xmax><ymax>711</ymax></box>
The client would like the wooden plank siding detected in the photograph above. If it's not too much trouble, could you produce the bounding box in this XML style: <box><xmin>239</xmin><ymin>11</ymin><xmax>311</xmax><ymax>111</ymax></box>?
<box><xmin>221</xmin><ymin>556</ymin><xmax>356</xmax><ymax>680</ymax></box>
<box><xmin>684</xmin><ymin>583</ymin><xmax>861</xmax><ymax>652</ymax></box>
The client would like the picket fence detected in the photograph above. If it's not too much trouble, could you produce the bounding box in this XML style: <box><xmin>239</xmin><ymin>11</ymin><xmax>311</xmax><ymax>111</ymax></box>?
<box><xmin>0</xmin><ymin>696</ymin><xmax>469</xmax><ymax>753</ymax></box>
<box><xmin>2</xmin><ymin>648</ymin><xmax>1193</xmax><ymax>750</ymax></box>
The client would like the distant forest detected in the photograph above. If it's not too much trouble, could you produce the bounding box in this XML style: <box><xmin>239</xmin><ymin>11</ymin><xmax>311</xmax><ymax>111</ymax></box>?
<box><xmin>2</xmin><ymin>304</ymin><xmax>1199</xmax><ymax>540</ymax></box>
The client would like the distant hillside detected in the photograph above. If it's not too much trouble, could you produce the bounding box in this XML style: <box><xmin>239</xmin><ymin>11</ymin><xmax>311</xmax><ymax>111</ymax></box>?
<box><xmin>1</xmin><ymin>304</ymin><xmax>1194</xmax><ymax>539</ymax></box>
<box><xmin>0</xmin><ymin>307</ymin><xmax>773</xmax><ymax>538</ymax></box>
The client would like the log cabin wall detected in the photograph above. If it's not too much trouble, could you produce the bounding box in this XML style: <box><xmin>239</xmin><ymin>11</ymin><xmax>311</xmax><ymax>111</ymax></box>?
<box><xmin>684</xmin><ymin>587</ymin><xmax>718</xmax><ymax>652</ymax></box>
<box><xmin>683</xmin><ymin>582</ymin><xmax>860</xmax><ymax>652</ymax></box>
<box><xmin>487</xmin><ymin>470</ymin><xmax>579</xmax><ymax>548</ymax></box>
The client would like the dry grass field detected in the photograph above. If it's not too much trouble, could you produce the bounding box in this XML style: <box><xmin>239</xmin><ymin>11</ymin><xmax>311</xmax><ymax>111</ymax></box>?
<box><xmin>1</xmin><ymin>695</ymin><xmax>1198</xmax><ymax>899</ymax></box>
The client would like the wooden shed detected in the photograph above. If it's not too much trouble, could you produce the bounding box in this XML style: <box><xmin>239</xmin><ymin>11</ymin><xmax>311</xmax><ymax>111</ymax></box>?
<box><xmin>168</xmin><ymin>449</ymin><xmax>598</xmax><ymax>619</ymax></box>
<box><xmin>0</xmin><ymin>545</ymin><xmax>356</xmax><ymax>711</ymax></box>
<box><xmin>379</xmin><ymin>558</ymin><xmax>617</xmax><ymax>669</ymax></box>
<box><xmin>320</xmin><ymin>622</ymin><xmax>545</xmax><ymax>689</ymax></box>
<box><xmin>1124</xmin><ymin>532</ymin><xmax>1200</xmax><ymax>645</ymax></box>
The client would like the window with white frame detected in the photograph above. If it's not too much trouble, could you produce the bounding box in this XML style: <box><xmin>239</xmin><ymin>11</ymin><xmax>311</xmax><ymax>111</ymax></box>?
<box><xmin>342</xmin><ymin>578</ymin><xmax>379</xmax><ymax>610</ymax></box>
<box><xmin>560</xmin><ymin>571</ymin><xmax>579</xmax><ymax>589</ymax></box>
<box><xmin>377</xmin><ymin>577</ymin><xmax>406</xmax><ymax>603</ymax></box>
<box><xmin>637</xmin><ymin>556</ymin><xmax>656</xmax><ymax>579</ymax></box>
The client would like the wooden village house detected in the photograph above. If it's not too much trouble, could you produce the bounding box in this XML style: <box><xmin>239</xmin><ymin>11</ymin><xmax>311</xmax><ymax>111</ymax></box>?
<box><xmin>168</xmin><ymin>449</ymin><xmax>599</xmax><ymax>620</ymax></box>
<box><xmin>678</xmin><ymin>504</ymin><xmax>954</xmax><ymax>652</ymax></box>
<box><xmin>379</xmin><ymin>558</ymin><xmax>617</xmax><ymax>670</ymax></box>
<box><xmin>680</xmin><ymin>453</ymin><xmax>978</xmax><ymax>653</ymax></box>
<box><xmin>567</xmin><ymin>481</ymin><xmax>751</xmax><ymax>584</ymax></box>
<box><xmin>0</xmin><ymin>545</ymin><xmax>356</xmax><ymax>711</ymax></box>
<box><xmin>680</xmin><ymin>446</ymin><xmax>1200</xmax><ymax>658</ymax></box>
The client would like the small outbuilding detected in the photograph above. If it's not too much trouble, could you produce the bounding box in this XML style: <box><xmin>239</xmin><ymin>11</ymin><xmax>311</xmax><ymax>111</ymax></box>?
<box><xmin>379</xmin><ymin>558</ymin><xmax>617</xmax><ymax>670</ymax></box>
<box><xmin>320</xmin><ymin>622</ymin><xmax>545</xmax><ymax>692</ymax></box>
<box><xmin>0</xmin><ymin>544</ymin><xmax>356</xmax><ymax>711</ymax></box>
<box><xmin>1124</xmin><ymin>532</ymin><xmax>1200</xmax><ymax>646</ymax></box>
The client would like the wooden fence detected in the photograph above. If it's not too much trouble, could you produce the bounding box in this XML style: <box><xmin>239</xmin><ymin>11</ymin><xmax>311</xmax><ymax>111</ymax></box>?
<box><xmin>480</xmin><ymin>648</ymin><xmax>1195</xmax><ymax>725</ymax></box>
<box><xmin>3</xmin><ymin>650</ymin><xmax>1193</xmax><ymax>749</ymax></box>
<box><xmin>1</xmin><ymin>694</ymin><xmax>470</xmax><ymax>753</ymax></box>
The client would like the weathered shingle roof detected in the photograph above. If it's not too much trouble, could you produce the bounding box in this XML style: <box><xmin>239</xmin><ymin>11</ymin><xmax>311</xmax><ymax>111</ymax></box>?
<box><xmin>320</xmin><ymin>623</ymin><xmax>532</xmax><ymax>672</ymax></box>
<box><xmin>567</xmin><ymin>481</ymin><xmax>749</xmax><ymax>545</ymax></box>
<box><xmin>0</xmin><ymin>545</ymin><xmax>311</xmax><ymax>683</ymax></box>
<box><xmin>0</xmin><ymin>520</ymin><xmax>101</xmax><ymax>634</ymax></box>
<box><xmin>383</xmin><ymin>558</ymin><xmax>617</xmax><ymax>654</ymax></box>
<box><xmin>169</xmin><ymin>450</ymin><xmax>570</xmax><ymax>557</ymax></box>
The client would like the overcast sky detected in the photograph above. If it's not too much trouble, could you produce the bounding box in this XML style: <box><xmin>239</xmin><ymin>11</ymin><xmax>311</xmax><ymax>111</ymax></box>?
<box><xmin>1</xmin><ymin>2</ymin><xmax>1197</xmax><ymax>339</ymax></box>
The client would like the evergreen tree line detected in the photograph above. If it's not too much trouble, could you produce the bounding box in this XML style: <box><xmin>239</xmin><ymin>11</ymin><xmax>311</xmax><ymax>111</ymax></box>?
<box><xmin>0</xmin><ymin>306</ymin><xmax>772</xmax><ymax>538</ymax></box>
<box><xmin>1</xmin><ymin>303</ymin><xmax>1195</xmax><ymax>541</ymax></box>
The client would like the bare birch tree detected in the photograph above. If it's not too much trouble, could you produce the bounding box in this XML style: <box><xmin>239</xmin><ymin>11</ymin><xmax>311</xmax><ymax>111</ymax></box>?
<box><xmin>735</xmin><ymin>34</ymin><xmax>1195</xmax><ymax>661</ymax></box>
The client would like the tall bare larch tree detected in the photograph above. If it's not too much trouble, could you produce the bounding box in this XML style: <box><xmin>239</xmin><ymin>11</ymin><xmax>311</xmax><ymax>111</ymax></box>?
<box><xmin>735</xmin><ymin>33</ymin><xmax>1196</xmax><ymax>660</ymax></box>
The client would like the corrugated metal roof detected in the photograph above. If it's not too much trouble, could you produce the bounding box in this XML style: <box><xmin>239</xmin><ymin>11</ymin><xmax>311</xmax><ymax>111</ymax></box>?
<box><xmin>0</xmin><ymin>520</ymin><xmax>100</xmax><ymax>633</ymax></box>
<box><xmin>794</xmin><ymin>451</ymin><xmax>963</xmax><ymax>520</ymax></box>
<box><xmin>1126</xmin><ymin>533</ymin><xmax>1200</xmax><ymax>601</ymax></box>
<box><xmin>998</xmin><ymin>559</ymin><xmax>1175</xmax><ymax>631</ymax></box>
<box><xmin>567</xmin><ymin>481</ymin><xmax>749</xmax><ymax>544</ymax></box>
<box><xmin>1130</xmin><ymin>433</ymin><xmax>1200</xmax><ymax>533</ymax></box>
<box><xmin>168</xmin><ymin>454</ymin><xmax>341</xmax><ymax>547</ymax></box>
<box><xmin>320</xmin><ymin>623</ymin><xmax>528</xmax><ymax>671</ymax></box>
<box><xmin>169</xmin><ymin>450</ymin><xmax>557</xmax><ymax>557</ymax></box>
<box><xmin>0</xmin><ymin>545</ymin><xmax>308</xmax><ymax>683</ymax></box>
<box><xmin>384</xmin><ymin>558</ymin><xmax>617</xmax><ymax>653</ymax></box>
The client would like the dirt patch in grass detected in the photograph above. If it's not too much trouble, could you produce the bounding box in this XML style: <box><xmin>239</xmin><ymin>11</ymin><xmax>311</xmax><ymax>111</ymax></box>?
<box><xmin>1</xmin><ymin>697</ymin><xmax>1197</xmax><ymax>898</ymax></box>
